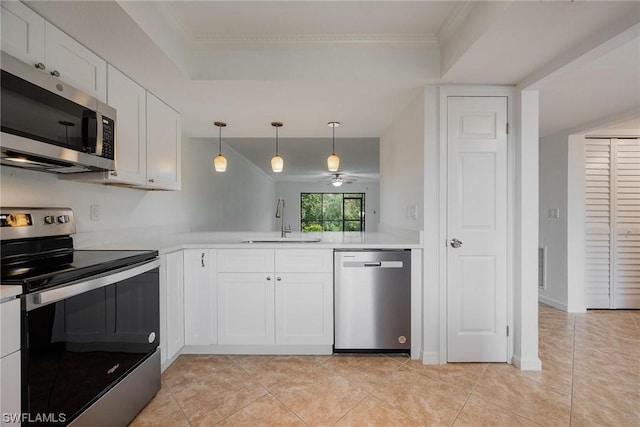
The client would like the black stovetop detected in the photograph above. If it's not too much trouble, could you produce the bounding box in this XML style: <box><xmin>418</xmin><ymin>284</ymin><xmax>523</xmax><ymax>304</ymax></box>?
<box><xmin>1</xmin><ymin>249</ymin><xmax>158</xmax><ymax>292</ymax></box>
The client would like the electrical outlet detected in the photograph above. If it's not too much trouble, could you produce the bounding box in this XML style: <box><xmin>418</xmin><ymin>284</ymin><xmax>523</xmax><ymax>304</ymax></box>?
<box><xmin>90</xmin><ymin>204</ymin><xmax>101</xmax><ymax>221</ymax></box>
<box><xmin>548</xmin><ymin>208</ymin><xmax>560</xmax><ymax>219</ymax></box>
<box><xmin>406</xmin><ymin>204</ymin><xmax>418</xmax><ymax>220</ymax></box>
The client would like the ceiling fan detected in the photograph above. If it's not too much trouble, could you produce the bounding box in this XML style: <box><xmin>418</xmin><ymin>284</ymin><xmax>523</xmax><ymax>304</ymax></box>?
<box><xmin>328</xmin><ymin>173</ymin><xmax>356</xmax><ymax>187</ymax></box>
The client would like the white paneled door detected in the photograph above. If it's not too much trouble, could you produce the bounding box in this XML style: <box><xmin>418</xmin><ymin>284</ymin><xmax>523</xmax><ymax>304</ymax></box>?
<box><xmin>447</xmin><ymin>96</ymin><xmax>508</xmax><ymax>363</ymax></box>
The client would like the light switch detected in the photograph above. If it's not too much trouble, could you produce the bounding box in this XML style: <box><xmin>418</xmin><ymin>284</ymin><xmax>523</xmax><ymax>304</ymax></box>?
<box><xmin>90</xmin><ymin>204</ymin><xmax>101</xmax><ymax>221</ymax></box>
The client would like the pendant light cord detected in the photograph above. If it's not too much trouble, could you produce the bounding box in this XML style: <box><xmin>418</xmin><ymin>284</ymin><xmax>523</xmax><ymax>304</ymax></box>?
<box><xmin>218</xmin><ymin>125</ymin><xmax>222</xmax><ymax>153</ymax></box>
<box><xmin>332</xmin><ymin>125</ymin><xmax>335</xmax><ymax>154</ymax></box>
<box><xmin>276</xmin><ymin>126</ymin><xmax>279</xmax><ymax>154</ymax></box>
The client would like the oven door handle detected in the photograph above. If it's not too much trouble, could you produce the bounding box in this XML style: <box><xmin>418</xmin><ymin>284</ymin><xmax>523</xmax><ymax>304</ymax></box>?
<box><xmin>26</xmin><ymin>258</ymin><xmax>161</xmax><ymax>310</ymax></box>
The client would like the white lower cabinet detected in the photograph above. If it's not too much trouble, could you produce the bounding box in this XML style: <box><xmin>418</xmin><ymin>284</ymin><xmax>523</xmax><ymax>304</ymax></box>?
<box><xmin>1</xmin><ymin>298</ymin><xmax>21</xmax><ymax>424</ymax></box>
<box><xmin>275</xmin><ymin>272</ymin><xmax>333</xmax><ymax>345</ymax></box>
<box><xmin>160</xmin><ymin>251</ymin><xmax>184</xmax><ymax>367</ymax></box>
<box><xmin>183</xmin><ymin>249</ymin><xmax>216</xmax><ymax>345</ymax></box>
<box><xmin>216</xmin><ymin>249</ymin><xmax>333</xmax><ymax>347</ymax></box>
<box><xmin>218</xmin><ymin>272</ymin><xmax>275</xmax><ymax>345</ymax></box>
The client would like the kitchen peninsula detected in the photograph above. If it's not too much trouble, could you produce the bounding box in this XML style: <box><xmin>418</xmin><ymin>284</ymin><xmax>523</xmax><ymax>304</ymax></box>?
<box><xmin>76</xmin><ymin>230</ymin><xmax>422</xmax><ymax>371</ymax></box>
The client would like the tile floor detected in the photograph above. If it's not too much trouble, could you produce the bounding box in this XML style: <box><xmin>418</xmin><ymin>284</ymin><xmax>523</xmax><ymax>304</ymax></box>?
<box><xmin>130</xmin><ymin>304</ymin><xmax>640</xmax><ymax>426</ymax></box>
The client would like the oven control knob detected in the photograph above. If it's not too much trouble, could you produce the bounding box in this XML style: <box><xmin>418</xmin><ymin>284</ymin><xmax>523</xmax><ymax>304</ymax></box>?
<box><xmin>44</xmin><ymin>215</ymin><xmax>55</xmax><ymax>224</ymax></box>
<box><xmin>148</xmin><ymin>332</ymin><xmax>156</xmax><ymax>343</ymax></box>
<box><xmin>57</xmin><ymin>215</ymin><xmax>70</xmax><ymax>224</ymax></box>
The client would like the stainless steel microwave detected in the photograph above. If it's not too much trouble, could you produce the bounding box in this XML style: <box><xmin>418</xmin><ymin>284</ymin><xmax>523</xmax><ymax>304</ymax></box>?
<box><xmin>0</xmin><ymin>51</ymin><xmax>116</xmax><ymax>173</ymax></box>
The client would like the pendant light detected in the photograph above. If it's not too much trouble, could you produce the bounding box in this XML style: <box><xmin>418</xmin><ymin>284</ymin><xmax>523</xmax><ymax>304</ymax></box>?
<box><xmin>271</xmin><ymin>121</ymin><xmax>284</xmax><ymax>173</ymax></box>
<box><xmin>327</xmin><ymin>121</ymin><xmax>340</xmax><ymax>172</ymax></box>
<box><xmin>213</xmin><ymin>121</ymin><xmax>227</xmax><ymax>172</ymax></box>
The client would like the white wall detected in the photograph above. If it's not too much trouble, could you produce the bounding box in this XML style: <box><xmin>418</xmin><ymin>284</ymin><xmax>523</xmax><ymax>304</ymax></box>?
<box><xmin>379</xmin><ymin>91</ymin><xmax>425</xmax><ymax>231</ymax></box>
<box><xmin>273</xmin><ymin>181</ymin><xmax>379</xmax><ymax>232</ymax></box>
<box><xmin>0</xmin><ymin>137</ymin><xmax>275</xmax><ymax>242</ymax></box>
<box><xmin>539</xmin><ymin>115</ymin><xmax>640</xmax><ymax>312</ymax></box>
<box><xmin>538</xmin><ymin>131</ymin><xmax>570</xmax><ymax>310</ymax></box>
<box><xmin>182</xmin><ymin>138</ymin><xmax>275</xmax><ymax>232</ymax></box>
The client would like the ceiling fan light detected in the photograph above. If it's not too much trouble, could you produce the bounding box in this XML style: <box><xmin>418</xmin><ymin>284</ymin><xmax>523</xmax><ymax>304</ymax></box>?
<box><xmin>327</xmin><ymin>153</ymin><xmax>340</xmax><ymax>172</ymax></box>
<box><xmin>331</xmin><ymin>180</ymin><xmax>343</xmax><ymax>187</ymax></box>
<box><xmin>214</xmin><ymin>153</ymin><xmax>227</xmax><ymax>172</ymax></box>
<box><xmin>271</xmin><ymin>154</ymin><xmax>284</xmax><ymax>173</ymax></box>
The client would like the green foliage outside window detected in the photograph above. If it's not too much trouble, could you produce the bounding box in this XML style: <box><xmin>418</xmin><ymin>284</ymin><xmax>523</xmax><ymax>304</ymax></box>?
<box><xmin>301</xmin><ymin>193</ymin><xmax>365</xmax><ymax>232</ymax></box>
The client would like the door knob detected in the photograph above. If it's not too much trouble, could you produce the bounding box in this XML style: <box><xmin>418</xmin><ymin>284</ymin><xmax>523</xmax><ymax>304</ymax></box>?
<box><xmin>450</xmin><ymin>238</ymin><xmax>463</xmax><ymax>248</ymax></box>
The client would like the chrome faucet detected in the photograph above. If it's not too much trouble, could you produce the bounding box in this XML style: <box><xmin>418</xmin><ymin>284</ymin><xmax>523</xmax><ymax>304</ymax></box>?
<box><xmin>275</xmin><ymin>197</ymin><xmax>291</xmax><ymax>237</ymax></box>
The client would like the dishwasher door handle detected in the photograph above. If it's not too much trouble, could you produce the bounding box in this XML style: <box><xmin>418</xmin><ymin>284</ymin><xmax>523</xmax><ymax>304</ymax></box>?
<box><xmin>343</xmin><ymin>261</ymin><xmax>404</xmax><ymax>268</ymax></box>
<box><xmin>364</xmin><ymin>262</ymin><xmax>382</xmax><ymax>267</ymax></box>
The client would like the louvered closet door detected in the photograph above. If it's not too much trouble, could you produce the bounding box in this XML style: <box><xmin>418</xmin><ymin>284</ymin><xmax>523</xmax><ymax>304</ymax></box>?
<box><xmin>585</xmin><ymin>138</ymin><xmax>640</xmax><ymax>309</ymax></box>
<box><xmin>614</xmin><ymin>138</ymin><xmax>640</xmax><ymax>308</ymax></box>
<box><xmin>585</xmin><ymin>139</ymin><xmax>612</xmax><ymax>308</ymax></box>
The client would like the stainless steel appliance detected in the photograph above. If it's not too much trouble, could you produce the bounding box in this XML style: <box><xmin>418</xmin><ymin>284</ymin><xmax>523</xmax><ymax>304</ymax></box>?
<box><xmin>0</xmin><ymin>52</ymin><xmax>116</xmax><ymax>173</ymax></box>
<box><xmin>334</xmin><ymin>250</ymin><xmax>411</xmax><ymax>351</ymax></box>
<box><xmin>0</xmin><ymin>207</ymin><xmax>160</xmax><ymax>426</ymax></box>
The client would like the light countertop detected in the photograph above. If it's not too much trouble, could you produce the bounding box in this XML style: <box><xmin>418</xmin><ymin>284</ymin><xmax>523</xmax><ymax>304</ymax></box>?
<box><xmin>81</xmin><ymin>231</ymin><xmax>423</xmax><ymax>254</ymax></box>
<box><xmin>1</xmin><ymin>285</ymin><xmax>22</xmax><ymax>301</ymax></box>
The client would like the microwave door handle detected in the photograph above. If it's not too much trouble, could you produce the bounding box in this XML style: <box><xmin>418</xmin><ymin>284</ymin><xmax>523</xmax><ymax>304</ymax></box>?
<box><xmin>26</xmin><ymin>259</ymin><xmax>160</xmax><ymax>310</ymax></box>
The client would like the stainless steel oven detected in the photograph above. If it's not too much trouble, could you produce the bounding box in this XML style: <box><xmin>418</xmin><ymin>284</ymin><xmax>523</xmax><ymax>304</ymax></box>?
<box><xmin>1</xmin><ymin>208</ymin><xmax>160</xmax><ymax>426</ymax></box>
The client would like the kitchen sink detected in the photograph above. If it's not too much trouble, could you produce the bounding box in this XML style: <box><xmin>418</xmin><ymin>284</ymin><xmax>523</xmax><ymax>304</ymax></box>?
<box><xmin>241</xmin><ymin>237</ymin><xmax>321</xmax><ymax>243</ymax></box>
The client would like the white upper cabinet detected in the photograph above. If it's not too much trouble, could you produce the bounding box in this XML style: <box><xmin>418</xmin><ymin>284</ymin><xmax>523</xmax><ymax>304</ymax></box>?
<box><xmin>146</xmin><ymin>92</ymin><xmax>182</xmax><ymax>191</ymax></box>
<box><xmin>44</xmin><ymin>22</ymin><xmax>107</xmax><ymax>102</ymax></box>
<box><xmin>106</xmin><ymin>65</ymin><xmax>147</xmax><ymax>186</ymax></box>
<box><xmin>1</xmin><ymin>2</ymin><xmax>107</xmax><ymax>102</ymax></box>
<box><xmin>1</xmin><ymin>0</ymin><xmax>45</xmax><ymax>65</ymax></box>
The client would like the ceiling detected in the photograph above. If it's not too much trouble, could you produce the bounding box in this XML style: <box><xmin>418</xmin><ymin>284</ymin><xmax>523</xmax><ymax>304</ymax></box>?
<box><xmin>25</xmin><ymin>1</ymin><xmax>640</xmax><ymax>181</ymax></box>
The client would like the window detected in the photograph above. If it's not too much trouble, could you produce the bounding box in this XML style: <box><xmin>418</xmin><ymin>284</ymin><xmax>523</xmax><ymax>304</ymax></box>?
<box><xmin>301</xmin><ymin>193</ymin><xmax>365</xmax><ymax>232</ymax></box>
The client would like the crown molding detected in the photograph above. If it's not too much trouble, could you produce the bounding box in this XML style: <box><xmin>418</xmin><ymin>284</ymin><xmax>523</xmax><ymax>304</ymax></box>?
<box><xmin>437</xmin><ymin>2</ymin><xmax>476</xmax><ymax>46</ymax></box>
<box><xmin>189</xmin><ymin>33</ymin><xmax>439</xmax><ymax>47</ymax></box>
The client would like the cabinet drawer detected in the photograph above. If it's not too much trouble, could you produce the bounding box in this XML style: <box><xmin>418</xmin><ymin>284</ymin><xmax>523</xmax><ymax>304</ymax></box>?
<box><xmin>1</xmin><ymin>299</ymin><xmax>20</xmax><ymax>358</ymax></box>
<box><xmin>217</xmin><ymin>249</ymin><xmax>274</xmax><ymax>273</ymax></box>
<box><xmin>275</xmin><ymin>249</ymin><xmax>333</xmax><ymax>273</ymax></box>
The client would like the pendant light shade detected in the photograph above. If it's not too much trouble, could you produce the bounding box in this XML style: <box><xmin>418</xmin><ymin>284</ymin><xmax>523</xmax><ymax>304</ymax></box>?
<box><xmin>271</xmin><ymin>121</ymin><xmax>284</xmax><ymax>173</ymax></box>
<box><xmin>327</xmin><ymin>121</ymin><xmax>341</xmax><ymax>172</ymax></box>
<box><xmin>213</xmin><ymin>121</ymin><xmax>227</xmax><ymax>172</ymax></box>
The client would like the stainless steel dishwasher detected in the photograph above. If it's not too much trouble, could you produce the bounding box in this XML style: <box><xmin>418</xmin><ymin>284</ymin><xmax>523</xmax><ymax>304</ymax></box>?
<box><xmin>334</xmin><ymin>250</ymin><xmax>411</xmax><ymax>352</ymax></box>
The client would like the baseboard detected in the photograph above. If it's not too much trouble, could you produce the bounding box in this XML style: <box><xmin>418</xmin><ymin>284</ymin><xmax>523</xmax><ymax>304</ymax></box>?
<box><xmin>538</xmin><ymin>294</ymin><xmax>567</xmax><ymax>311</ymax></box>
<box><xmin>512</xmin><ymin>354</ymin><xmax>542</xmax><ymax>371</ymax></box>
<box><xmin>182</xmin><ymin>344</ymin><xmax>334</xmax><ymax>355</ymax></box>
<box><xmin>421</xmin><ymin>351</ymin><xmax>440</xmax><ymax>365</ymax></box>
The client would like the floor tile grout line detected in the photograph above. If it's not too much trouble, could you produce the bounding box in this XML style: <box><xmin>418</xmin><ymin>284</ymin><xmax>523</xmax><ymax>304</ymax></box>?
<box><xmin>568</xmin><ymin>313</ymin><xmax>577</xmax><ymax>426</ymax></box>
<box><xmin>164</xmin><ymin>379</ymin><xmax>194</xmax><ymax>427</ymax></box>
<box><xmin>267</xmin><ymin>391</ymin><xmax>310</xmax><ymax>426</ymax></box>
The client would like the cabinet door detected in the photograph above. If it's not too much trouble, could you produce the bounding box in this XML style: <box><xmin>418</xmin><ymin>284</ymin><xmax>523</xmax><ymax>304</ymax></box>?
<box><xmin>218</xmin><ymin>273</ymin><xmax>275</xmax><ymax>345</ymax></box>
<box><xmin>146</xmin><ymin>93</ymin><xmax>181</xmax><ymax>190</ymax></box>
<box><xmin>1</xmin><ymin>299</ymin><xmax>20</xmax><ymax>358</ymax></box>
<box><xmin>1</xmin><ymin>0</ymin><xmax>45</xmax><ymax>65</ymax></box>
<box><xmin>184</xmin><ymin>249</ymin><xmax>216</xmax><ymax>345</ymax></box>
<box><xmin>106</xmin><ymin>65</ymin><xmax>147</xmax><ymax>185</ymax></box>
<box><xmin>44</xmin><ymin>22</ymin><xmax>107</xmax><ymax>102</ymax></box>
<box><xmin>275</xmin><ymin>273</ymin><xmax>333</xmax><ymax>345</ymax></box>
<box><xmin>0</xmin><ymin>351</ymin><xmax>21</xmax><ymax>421</ymax></box>
<box><xmin>166</xmin><ymin>251</ymin><xmax>184</xmax><ymax>360</ymax></box>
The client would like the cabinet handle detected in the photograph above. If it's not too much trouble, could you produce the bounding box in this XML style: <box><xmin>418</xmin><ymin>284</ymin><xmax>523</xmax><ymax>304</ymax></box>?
<box><xmin>201</xmin><ymin>253</ymin><xmax>205</xmax><ymax>267</ymax></box>
<box><xmin>148</xmin><ymin>178</ymin><xmax>155</xmax><ymax>183</ymax></box>
<box><xmin>35</xmin><ymin>62</ymin><xmax>45</xmax><ymax>70</ymax></box>
<box><xmin>50</xmin><ymin>70</ymin><xmax>61</xmax><ymax>78</ymax></box>
<box><xmin>276</xmin><ymin>277</ymin><xmax>282</xmax><ymax>281</ymax></box>
<box><xmin>266</xmin><ymin>276</ymin><xmax>271</xmax><ymax>281</ymax></box>
<box><xmin>110</xmin><ymin>171</ymin><xmax>118</xmax><ymax>176</ymax></box>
